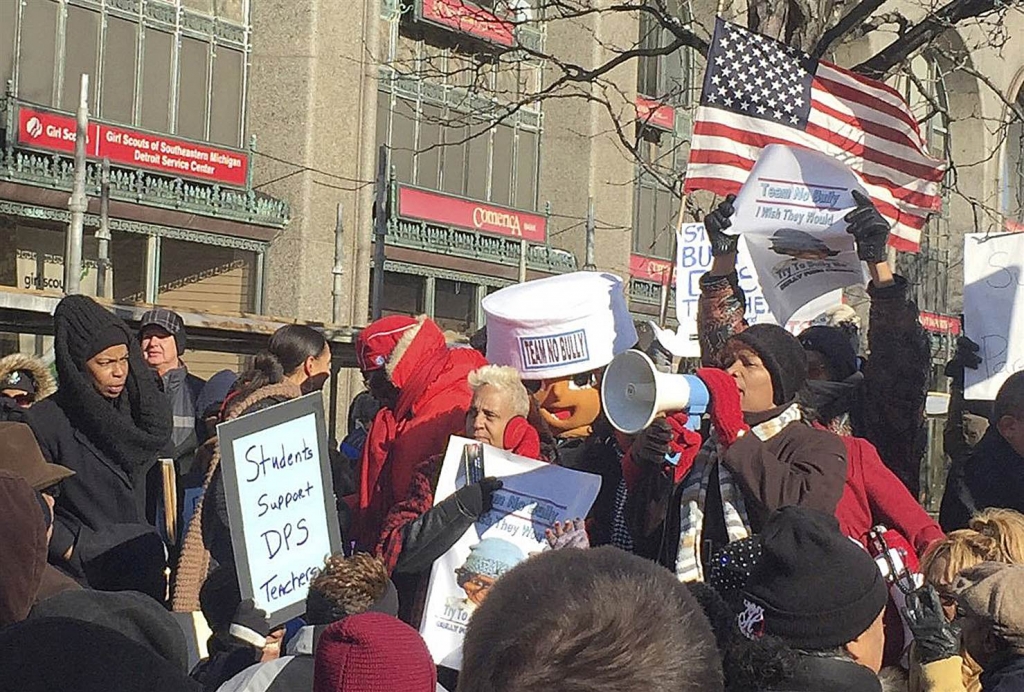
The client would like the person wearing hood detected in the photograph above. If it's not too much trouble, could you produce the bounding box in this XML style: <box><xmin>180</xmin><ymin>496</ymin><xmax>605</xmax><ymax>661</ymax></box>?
<box><xmin>23</xmin><ymin>295</ymin><xmax>172</xmax><ymax>598</ymax></box>
<box><xmin>0</xmin><ymin>352</ymin><xmax>56</xmax><ymax>414</ymax></box>
<box><xmin>350</xmin><ymin>315</ymin><xmax>487</xmax><ymax>551</ymax></box>
<box><xmin>624</xmin><ymin>322</ymin><xmax>847</xmax><ymax>581</ymax></box>
<box><xmin>725</xmin><ymin>506</ymin><xmax>889</xmax><ymax>692</ymax></box>
<box><xmin>700</xmin><ymin>191</ymin><xmax>931</xmax><ymax>495</ymax></box>
<box><xmin>138</xmin><ymin>308</ymin><xmax>207</xmax><ymax>543</ymax></box>
<box><xmin>172</xmin><ymin>324</ymin><xmax>336</xmax><ymax>612</ymax></box>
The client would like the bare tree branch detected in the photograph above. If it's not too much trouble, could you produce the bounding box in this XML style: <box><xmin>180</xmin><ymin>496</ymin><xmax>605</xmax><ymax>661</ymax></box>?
<box><xmin>813</xmin><ymin>0</ymin><xmax>888</xmax><ymax>57</ymax></box>
<box><xmin>854</xmin><ymin>0</ymin><xmax>1009</xmax><ymax>78</ymax></box>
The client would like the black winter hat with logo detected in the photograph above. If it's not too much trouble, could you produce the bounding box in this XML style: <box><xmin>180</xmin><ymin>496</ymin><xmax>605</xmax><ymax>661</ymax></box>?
<box><xmin>739</xmin><ymin>506</ymin><xmax>888</xmax><ymax>650</ymax></box>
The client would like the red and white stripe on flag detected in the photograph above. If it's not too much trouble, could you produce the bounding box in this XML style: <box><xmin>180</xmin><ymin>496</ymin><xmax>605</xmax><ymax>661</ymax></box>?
<box><xmin>683</xmin><ymin>18</ymin><xmax>947</xmax><ymax>253</ymax></box>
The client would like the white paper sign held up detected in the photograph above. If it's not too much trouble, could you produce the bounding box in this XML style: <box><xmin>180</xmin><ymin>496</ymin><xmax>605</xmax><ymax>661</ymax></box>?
<box><xmin>963</xmin><ymin>233</ymin><xmax>1024</xmax><ymax>400</ymax></box>
<box><xmin>218</xmin><ymin>393</ymin><xmax>342</xmax><ymax>627</ymax></box>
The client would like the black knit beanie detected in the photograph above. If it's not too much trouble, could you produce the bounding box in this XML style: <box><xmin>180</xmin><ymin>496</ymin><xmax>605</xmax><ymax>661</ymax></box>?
<box><xmin>739</xmin><ymin>506</ymin><xmax>888</xmax><ymax>650</ymax></box>
<box><xmin>55</xmin><ymin>295</ymin><xmax>130</xmax><ymax>365</ymax></box>
<box><xmin>731</xmin><ymin>324</ymin><xmax>808</xmax><ymax>405</ymax></box>
<box><xmin>798</xmin><ymin>326</ymin><xmax>858</xmax><ymax>382</ymax></box>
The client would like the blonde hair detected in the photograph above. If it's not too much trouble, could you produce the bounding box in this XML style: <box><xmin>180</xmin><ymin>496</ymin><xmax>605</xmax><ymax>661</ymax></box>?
<box><xmin>468</xmin><ymin>365</ymin><xmax>530</xmax><ymax>417</ymax></box>
<box><xmin>921</xmin><ymin>508</ymin><xmax>1024</xmax><ymax>587</ymax></box>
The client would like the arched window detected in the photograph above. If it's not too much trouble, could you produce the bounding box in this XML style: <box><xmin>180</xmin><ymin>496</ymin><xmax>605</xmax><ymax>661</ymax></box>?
<box><xmin>632</xmin><ymin>0</ymin><xmax>696</xmax><ymax>261</ymax></box>
<box><xmin>1003</xmin><ymin>86</ymin><xmax>1024</xmax><ymax>226</ymax></box>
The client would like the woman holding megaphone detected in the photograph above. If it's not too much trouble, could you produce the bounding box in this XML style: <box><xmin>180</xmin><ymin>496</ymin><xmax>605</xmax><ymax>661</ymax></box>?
<box><xmin>621</xmin><ymin>195</ymin><xmax>848</xmax><ymax>583</ymax></box>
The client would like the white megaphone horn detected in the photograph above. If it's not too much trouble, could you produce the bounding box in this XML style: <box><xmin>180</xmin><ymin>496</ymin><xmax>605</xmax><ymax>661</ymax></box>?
<box><xmin>601</xmin><ymin>350</ymin><xmax>710</xmax><ymax>434</ymax></box>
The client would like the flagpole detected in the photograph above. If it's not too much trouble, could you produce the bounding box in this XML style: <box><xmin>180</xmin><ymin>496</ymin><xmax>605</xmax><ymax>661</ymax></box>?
<box><xmin>658</xmin><ymin>192</ymin><xmax>688</xmax><ymax>327</ymax></box>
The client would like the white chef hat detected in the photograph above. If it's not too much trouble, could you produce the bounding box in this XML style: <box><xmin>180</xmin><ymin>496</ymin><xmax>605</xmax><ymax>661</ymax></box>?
<box><xmin>482</xmin><ymin>272</ymin><xmax>638</xmax><ymax>380</ymax></box>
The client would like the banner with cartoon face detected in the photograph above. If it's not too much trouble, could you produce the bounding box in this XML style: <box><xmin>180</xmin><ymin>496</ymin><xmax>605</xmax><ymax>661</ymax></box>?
<box><xmin>418</xmin><ymin>436</ymin><xmax>601</xmax><ymax>669</ymax></box>
<box><xmin>728</xmin><ymin>144</ymin><xmax>867</xmax><ymax>325</ymax></box>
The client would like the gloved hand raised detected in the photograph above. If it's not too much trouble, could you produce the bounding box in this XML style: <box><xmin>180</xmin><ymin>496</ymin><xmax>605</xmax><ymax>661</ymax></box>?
<box><xmin>905</xmin><ymin>585</ymin><xmax>962</xmax><ymax>664</ymax></box>
<box><xmin>845</xmin><ymin>190</ymin><xmax>890</xmax><ymax>264</ymax></box>
<box><xmin>944</xmin><ymin>336</ymin><xmax>981</xmax><ymax>390</ymax></box>
<box><xmin>704</xmin><ymin>194</ymin><xmax>738</xmax><ymax>257</ymax></box>
<box><xmin>455</xmin><ymin>477</ymin><xmax>504</xmax><ymax>517</ymax></box>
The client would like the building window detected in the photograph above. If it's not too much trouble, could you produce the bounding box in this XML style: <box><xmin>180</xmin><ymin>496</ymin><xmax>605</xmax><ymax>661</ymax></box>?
<box><xmin>377</xmin><ymin>89</ymin><xmax>540</xmax><ymax>209</ymax></box>
<box><xmin>434</xmin><ymin>279</ymin><xmax>476</xmax><ymax>333</ymax></box>
<box><xmin>158</xmin><ymin>239</ymin><xmax>259</xmax><ymax>314</ymax></box>
<box><xmin>632</xmin><ymin>1</ymin><xmax>694</xmax><ymax>262</ymax></box>
<box><xmin>4</xmin><ymin>1</ymin><xmax>248</xmax><ymax>147</ymax></box>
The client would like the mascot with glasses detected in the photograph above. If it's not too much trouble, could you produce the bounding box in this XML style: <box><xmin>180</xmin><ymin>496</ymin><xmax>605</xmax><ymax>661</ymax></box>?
<box><xmin>482</xmin><ymin>272</ymin><xmax>638</xmax><ymax>548</ymax></box>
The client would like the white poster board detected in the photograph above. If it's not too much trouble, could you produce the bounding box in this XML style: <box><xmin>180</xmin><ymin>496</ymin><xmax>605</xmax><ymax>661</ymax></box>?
<box><xmin>729</xmin><ymin>145</ymin><xmax>867</xmax><ymax>325</ymax></box>
<box><xmin>218</xmin><ymin>393</ymin><xmax>342</xmax><ymax>627</ymax></box>
<box><xmin>963</xmin><ymin>232</ymin><xmax>1024</xmax><ymax>400</ymax></box>
<box><xmin>419</xmin><ymin>436</ymin><xmax>601</xmax><ymax>670</ymax></box>
<box><xmin>670</xmin><ymin>221</ymin><xmax>843</xmax><ymax>358</ymax></box>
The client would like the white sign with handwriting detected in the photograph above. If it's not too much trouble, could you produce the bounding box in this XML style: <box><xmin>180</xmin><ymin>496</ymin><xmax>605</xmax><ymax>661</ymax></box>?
<box><xmin>964</xmin><ymin>233</ymin><xmax>1024</xmax><ymax>400</ymax></box>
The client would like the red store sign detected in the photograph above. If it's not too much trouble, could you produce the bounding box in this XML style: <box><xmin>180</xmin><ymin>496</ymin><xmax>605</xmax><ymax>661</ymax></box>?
<box><xmin>397</xmin><ymin>186</ymin><xmax>546</xmax><ymax>242</ymax></box>
<box><xmin>417</xmin><ymin>0</ymin><xmax>516</xmax><ymax>48</ymax></box>
<box><xmin>630</xmin><ymin>254</ymin><xmax>674</xmax><ymax>285</ymax></box>
<box><xmin>919</xmin><ymin>311</ymin><xmax>961</xmax><ymax>335</ymax></box>
<box><xmin>15</xmin><ymin>103</ymin><xmax>249</xmax><ymax>188</ymax></box>
<box><xmin>635</xmin><ymin>96</ymin><xmax>676</xmax><ymax>132</ymax></box>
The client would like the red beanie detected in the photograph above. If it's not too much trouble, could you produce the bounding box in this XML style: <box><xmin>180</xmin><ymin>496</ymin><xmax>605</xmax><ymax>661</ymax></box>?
<box><xmin>355</xmin><ymin>316</ymin><xmax>418</xmax><ymax>372</ymax></box>
<box><xmin>313</xmin><ymin>613</ymin><xmax>437</xmax><ymax>692</ymax></box>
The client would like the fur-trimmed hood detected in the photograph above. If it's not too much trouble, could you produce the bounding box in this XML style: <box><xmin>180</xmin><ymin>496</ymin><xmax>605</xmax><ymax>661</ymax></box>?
<box><xmin>0</xmin><ymin>353</ymin><xmax>57</xmax><ymax>401</ymax></box>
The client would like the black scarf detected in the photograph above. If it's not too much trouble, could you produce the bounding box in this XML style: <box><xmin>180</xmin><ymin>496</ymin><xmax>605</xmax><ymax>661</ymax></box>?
<box><xmin>54</xmin><ymin>318</ymin><xmax>171</xmax><ymax>474</ymax></box>
<box><xmin>803</xmin><ymin>372</ymin><xmax>864</xmax><ymax>425</ymax></box>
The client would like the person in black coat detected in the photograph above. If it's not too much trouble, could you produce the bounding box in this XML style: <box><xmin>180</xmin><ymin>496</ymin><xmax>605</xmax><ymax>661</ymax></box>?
<box><xmin>941</xmin><ymin>371</ymin><xmax>1024</xmax><ymax>531</ymax></box>
<box><xmin>24</xmin><ymin>295</ymin><xmax>172</xmax><ymax>600</ymax></box>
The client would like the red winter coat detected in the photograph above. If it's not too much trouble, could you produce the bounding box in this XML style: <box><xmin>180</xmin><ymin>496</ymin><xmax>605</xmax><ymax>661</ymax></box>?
<box><xmin>351</xmin><ymin>317</ymin><xmax>487</xmax><ymax>549</ymax></box>
<box><xmin>830</xmin><ymin>428</ymin><xmax>943</xmax><ymax>557</ymax></box>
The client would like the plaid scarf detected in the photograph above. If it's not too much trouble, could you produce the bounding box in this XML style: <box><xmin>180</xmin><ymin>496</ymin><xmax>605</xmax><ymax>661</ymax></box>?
<box><xmin>674</xmin><ymin>403</ymin><xmax>802</xmax><ymax>582</ymax></box>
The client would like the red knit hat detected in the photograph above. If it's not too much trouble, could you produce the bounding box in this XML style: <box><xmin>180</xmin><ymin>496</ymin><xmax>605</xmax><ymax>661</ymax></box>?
<box><xmin>313</xmin><ymin>612</ymin><xmax>437</xmax><ymax>692</ymax></box>
<box><xmin>355</xmin><ymin>316</ymin><xmax>418</xmax><ymax>372</ymax></box>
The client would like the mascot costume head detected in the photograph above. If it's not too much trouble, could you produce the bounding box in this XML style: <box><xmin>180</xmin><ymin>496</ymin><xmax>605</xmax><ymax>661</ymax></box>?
<box><xmin>482</xmin><ymin>272</ymin><xmax>637</xmax><ymax>439</ymax></box>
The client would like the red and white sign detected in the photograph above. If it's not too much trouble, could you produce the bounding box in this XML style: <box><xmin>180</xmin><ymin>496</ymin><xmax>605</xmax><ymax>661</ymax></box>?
<box><xmin>417</xmin><ymin>0</ymin><xmax>516</xmax><ymax>48</ymax></box>
<box><xmin>920</xmin><ymin>311</ymin><xmax>961</xmax><ymax>335</ymax></box>
<box><xmin>635</xmin><ymin>96</ymin><xmax>676</xmax><ymax>132</ymax></box>
<box><xmin>397</xmin><ymin>186</ymin><xmax>546</xmax><ymax>242</ymax></box>
<box><xmin>16</xmin><ymin>103</ymin><xmax>249</xmax><ymax>188</ymax></box>
<box><xmin>630</xmin><ymin>254</ymin><xmax>674</xmax><ymax>285</ymax></box>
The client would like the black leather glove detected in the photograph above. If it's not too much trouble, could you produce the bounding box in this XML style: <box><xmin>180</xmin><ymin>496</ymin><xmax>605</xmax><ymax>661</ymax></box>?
<box><xmin>229</xmin><ymin>598</ymin><xmax>270</xmax><ymax>648</ymax></box>
<box><xmin>845</xmin><ymin>190</ymin><xmax>890</xmax><ymax>263</ymax></box>
<box><xmin>704</xmin><ymin>194</ymin><xmax>738</xmax><ymax>257</ymax></box>
<box><xmin>632</xmin><ymin>418</ymin><xmax>673</xmax><ymax>467</ymax></box>
<box><xmin>944</xmin><ymin>336</ymin><xmax>981</xmax><ymax>390</ymax></box>
<box><xmin>455</xmin><ymin>477</ymin><xmax>504</xmax><ymax>517</ymax></box>
<box><xmin>905</xmin><ymin>585</ymin><xmax>962</xmax><ymax>664</ymax></box>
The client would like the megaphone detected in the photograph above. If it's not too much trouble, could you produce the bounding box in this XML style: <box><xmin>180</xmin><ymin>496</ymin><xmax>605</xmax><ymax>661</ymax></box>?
<box><xmin>601</xmin><ymin>350</ymin><xmax>710</xmax><ymax>434</ymax></box>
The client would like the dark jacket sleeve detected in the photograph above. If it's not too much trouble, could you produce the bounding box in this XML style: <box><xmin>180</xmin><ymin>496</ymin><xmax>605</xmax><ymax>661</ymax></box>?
<box><xmin>391</xmin><ymin>494</ymin><xmax>477</xmax><ymax>575</ymax></box>
<box><xmin>375</xmin><ymin>455</ymin><xmax>476</xmax><ymax>575</ymax></box>
<box><xmin>698</xmin><ymin>272</ymin><xmax>749</xmax><ymax>367</ymax></box>
<box><xmin>24</xmin><ymin>403</ymin><xmax>81</xmax><ymax>562</ymax></box>
<box><xmin>722</xmin><ymin>424</ymin><xmax>847</xmax><ymax>524</ymax></box>
<box><xmin>857</xmin><ymin>275</ymin><xmax>931</xmax><ymax>493</ymax></box>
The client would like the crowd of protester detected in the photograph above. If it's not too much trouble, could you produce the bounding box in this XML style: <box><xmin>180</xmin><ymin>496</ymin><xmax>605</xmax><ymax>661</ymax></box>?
<box><xmin>3</xmin><ymin>192</ymin><xmax>1024</xmax><ymax>692</ymax></box>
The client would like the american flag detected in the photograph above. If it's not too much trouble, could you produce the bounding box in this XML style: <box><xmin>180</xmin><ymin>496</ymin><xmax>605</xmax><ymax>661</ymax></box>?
<box><xmin>683</xmin><ymin>18</ymin><xmax>947</xmax><ymax>252</ymax></box>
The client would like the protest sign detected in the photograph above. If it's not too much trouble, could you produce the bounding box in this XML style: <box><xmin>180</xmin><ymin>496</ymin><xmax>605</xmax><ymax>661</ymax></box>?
<box><xmin>419</xmin><ymin>436</ymin><xmax>602</xmax><ymax>669</ymax></box>
<box><xmin>669</xmin><ymin>221</ymin><xmax>843</xmax><ymax>358</ymax></box>
<box><xmin>728</xmin><ymin>144</ymin><xmax>866</xmax><ymax>325</ymax></box>
<box><xmin>218</xmin><ymin>393</ymin><xmax>342</xmax><ymax>627</ymax></box>
<box><xmin>963</xmin><ymin>232</ymin><xmax>1024</xmax><ymax>399</ymax></box>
